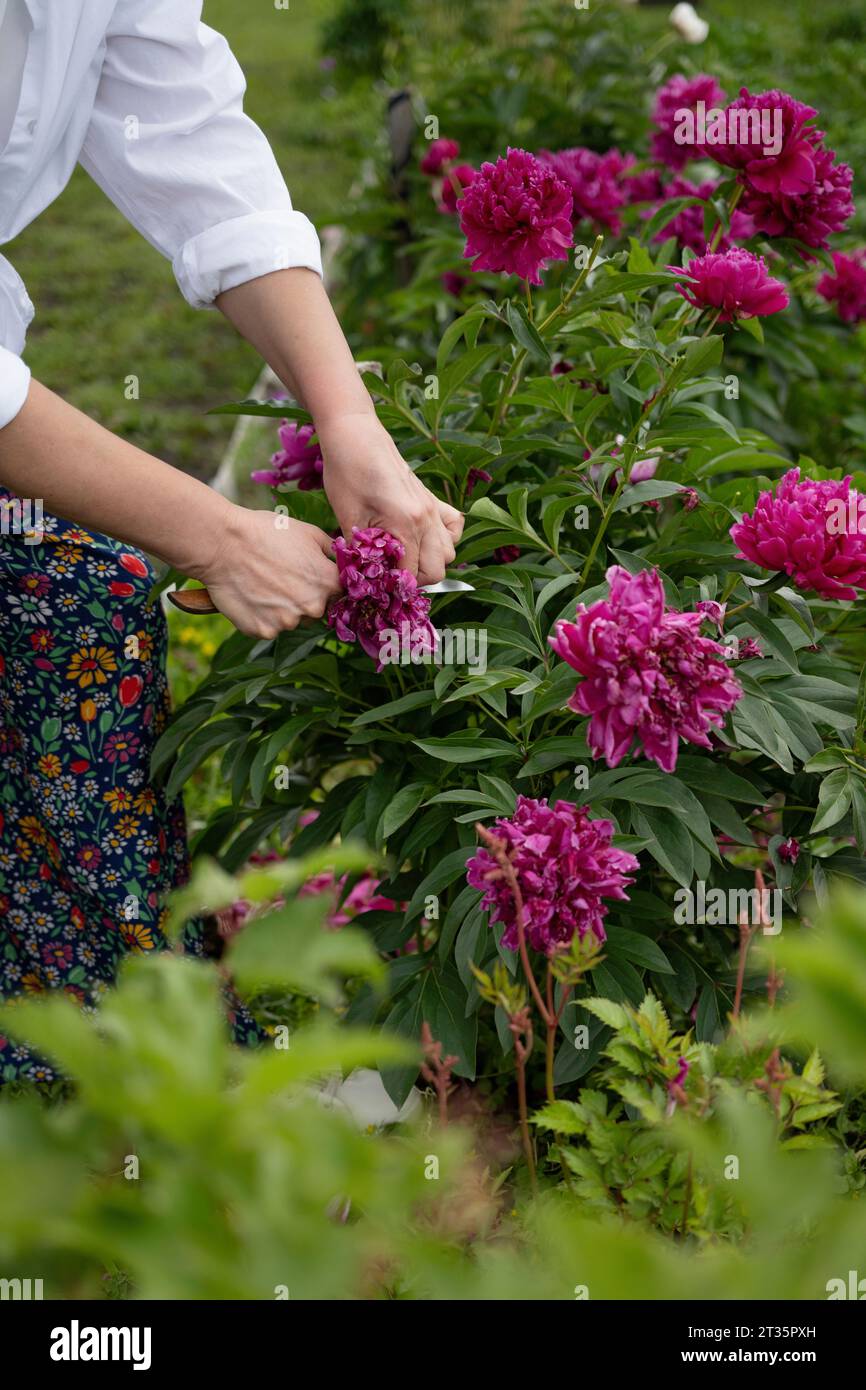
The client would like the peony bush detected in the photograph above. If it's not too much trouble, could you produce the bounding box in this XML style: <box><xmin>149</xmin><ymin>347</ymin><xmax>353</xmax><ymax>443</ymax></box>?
<box><xmin>152</xmin><ymin>0</ymin><xmax>866</xmax><ymax>1233</ymax></box>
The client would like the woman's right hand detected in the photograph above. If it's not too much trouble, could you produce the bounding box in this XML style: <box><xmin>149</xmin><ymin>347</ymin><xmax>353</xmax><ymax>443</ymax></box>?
<box><xmin>198</xmin><ymin>507</ymin><xmax>341</xmax><ymax>639</ymax></box>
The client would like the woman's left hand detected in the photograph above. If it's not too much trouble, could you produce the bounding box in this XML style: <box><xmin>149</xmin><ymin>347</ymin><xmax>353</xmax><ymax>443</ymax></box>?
<box><xmin>318</xmin><ymin>413</ymin><xmax>464</xmax><ymax>585</ymax></box>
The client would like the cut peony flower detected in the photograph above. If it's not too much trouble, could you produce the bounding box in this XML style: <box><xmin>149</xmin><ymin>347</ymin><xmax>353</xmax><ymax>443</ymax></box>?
<box><xmin>730</xmin><ymin>468</ymin><xmax>866</xmax><ymax>600</ymax></box>
<box><xmin>466</xmin><ymin>795</ymin><xmax>639</xmax><ymax>954</ymax></box>
<box><xmin>459</xmin><ymin>147</ymin><xmax>573</xmax><ymax>285</ymax></box>
<box><xmin>251</xmin><ymin>421</ymin><xmax>324</xmax><ymax>490</ymax></box>
<box><xmin>671</xmin><ymin>248</ymin><xmax>789</xmax><ymax>321</ymax></box>
<box><xmin>651</xmin><ymin>74</ymin><xmax>727</xmax><ymax>170</ymax></box>
<box><xmin>550</xmin><ymin>566</ymin><xmax>742</xmax><ymax>773</ymax></box>
<box><xmin>327</xmin><ymin>526</ymin><xmax>438</xmax><ymax>670</ymax></box>
<box><xmin>420</xmin><ymin>137</ymin><xmax>460</xmax><ymax>175</ymax></box>
<box><xmin>816</xmin><ymin>250</ymin><xmax>866</xmax><ymax>323</ymax></box>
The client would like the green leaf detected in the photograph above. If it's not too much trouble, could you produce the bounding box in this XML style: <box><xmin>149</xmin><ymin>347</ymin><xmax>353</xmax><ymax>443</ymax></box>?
<box><xmin>504</xmin><ymin>300</ymin><xmax>551</xmax><ymax>362</ymax></box>
<box><xmin>380</xmin><ymin>783</ymin><xmax>431</xmax><ymax>840</ymax></box>
<box><xmin>413</xmin><ymin>736</ymin><xmax>516</xmax><ymax>764</ymax></box>
<box><xmin>605</xmin><ymin>926</ymin><xmax>674</xmax><ymax>975</ymax></box>
<box><xmin>810</xmin><ymin>769</ymin><xmax>852</xmax><ymax>834</ymax></box>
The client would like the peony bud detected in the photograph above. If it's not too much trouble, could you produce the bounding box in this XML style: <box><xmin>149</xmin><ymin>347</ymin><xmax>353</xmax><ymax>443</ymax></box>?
<box><xmin>669</xmin><ymin>3</ymin><xmax>709</xmax><ymax>44</ymax></box>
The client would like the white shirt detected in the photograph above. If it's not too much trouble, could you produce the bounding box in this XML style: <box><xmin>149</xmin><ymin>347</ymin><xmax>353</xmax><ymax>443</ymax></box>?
<box><xmin>0</xmin><ymin>1</ymin><xmax>31</xmax><ymax>152</ymax></box>
<box><xmin>0</xmin><ymin>0</ymin><xmax>323</xmax><ymax>429</ymax></box>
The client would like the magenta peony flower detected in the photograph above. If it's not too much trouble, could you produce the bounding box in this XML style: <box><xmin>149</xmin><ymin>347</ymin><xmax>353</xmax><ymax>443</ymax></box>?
<box><xmin>420</xmin><ymin>137</ymin><xmax>460</xmax><ymax>175</ymax></box>
<box><xmin>816</xmin><ymin>250</ymin><xmax>866</xmax><ymax>323</ymax></box>
<box><xmin>650</xmin><ymin>176</ymin><xmax>754</xmax><ymax>254</ymax></box>
<box><xmin>459</xmin><ymin>148</ymin><xmax>573</xmax><ymax>284</ymax></box>
<box><xmin>466</xmin><ymin>795</ymin><xmax>639</xmax><ymax>954</ymax></box>
<box><xmin>730</xmin><ymin>468</ymin><xmax>866</xmax><ymax>600</ymax></box>
<box><xmin>493</xmin><ymin>545</ymin><xmax>520</xmax><ymax>564</ymax></box>
<box><xmin>439</xmin><ymin>163</ymin><xmax>476</xmax><ymax>214</ymax></box>
<box><xmin>738</xmin><ymin>142</ymin><xmax>854</xmax><ymax>250</ymax></box>
<box><xmin>651</xmin><ymin>73</ymin><xmax>727</xmax><ymax>171</ymax></box>
<box><xmin>465</xmin><ymin>467</ymin><xmax>493</xmax><ymax>496</ymax></box>
<box><xmin>441</xmin><ymin>270</ymin><xmax>469</xmax><ymax>298</ymax></box>
<box><xmin>539</xmin><ymin>146</ymin><xmax>628</xmax><ymax>233</ymax></box>
<box><xmin>550</xmin><ymin>566</ymin><xmax>742</xmax><ymax>773</ymax></box>
<box><xmin>778</xmin><ymin>837</ymin><xmax>800</xmax><ymax>865</ymax></box>
<box><xmin>671</xmin><ymin>248</ymin><xmax>789</xmax><ymax>321</ymax></box>
<box><xmin>620</xmin><ymin>166</ymin><xmax>665</xmax><ymax>205</ymax></box>
<box><xmin>702</xmin><ymin>89</ymin><xmax>820</xmax><ymax>195</ymax></box>
<box><xmin>696</xmin><ymin>599</ymin><xmax>726</xmax><ymax>630</ymax></box>
<box><xmin>327</xmin><ymin>526</ymin><xmax>437</xmax><ymax>669</ymax></box>
<box><xmin>734</xmin><ymin>637</ymin><xmax>764</xmax><ymax>660</ymax></box>
<box><xmin>251</xmin><ymin>421</ymin><xmax>324</xmax><ymax>491</ymax></box>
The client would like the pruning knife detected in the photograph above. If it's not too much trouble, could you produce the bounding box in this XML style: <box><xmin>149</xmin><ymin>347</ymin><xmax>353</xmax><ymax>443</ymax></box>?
<box><xmin>167</xmin><ymin>576</ymin><xmax>474</xmax><ymax>615</ymax></box>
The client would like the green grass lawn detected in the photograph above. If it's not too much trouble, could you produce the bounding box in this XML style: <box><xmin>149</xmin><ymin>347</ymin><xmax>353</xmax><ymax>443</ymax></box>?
<box><xmin>5</xmin><ymin>0</ymin><xmax>359</xmax><ymax>480</ymax></box>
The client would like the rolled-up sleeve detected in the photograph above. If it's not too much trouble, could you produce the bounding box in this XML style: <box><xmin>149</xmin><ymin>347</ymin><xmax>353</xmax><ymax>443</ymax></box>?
<box><xmin>0</xmin><ymin>346</ymin><xmax>31</xmax><ymax>430</ymax></box>
<box><xmin>80</xmin><ymin>0</ymin><xmax>322</xmax><ymax>308</ymax></box>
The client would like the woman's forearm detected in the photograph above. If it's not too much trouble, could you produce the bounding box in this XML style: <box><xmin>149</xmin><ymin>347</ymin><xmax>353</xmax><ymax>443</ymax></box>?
<box><xmin>215</xmin><ymin>268</ymin><xmax>376</xmax><ymax>428</ymax></box>
<box><xmin>215</xmin><ymin>267</ymin><xmax>464</xmax><ymax>584</ymax></box>
<box><xmin>0</xmin><ymin>379</ymin><xmax>235</xmax><ymax>577</ymax></box>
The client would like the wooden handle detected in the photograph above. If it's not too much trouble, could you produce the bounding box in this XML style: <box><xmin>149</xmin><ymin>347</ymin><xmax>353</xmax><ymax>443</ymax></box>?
<box><xmin>167</xmin><ymin>587</ymin><xmax>219</xmax><ymax>615</ymax></box>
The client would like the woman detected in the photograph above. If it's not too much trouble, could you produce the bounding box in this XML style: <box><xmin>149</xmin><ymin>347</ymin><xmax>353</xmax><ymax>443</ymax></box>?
<box><xmin>0</xmin><ymin>0</ymin><xmax>463</xmax><ymax>1082</ymax></box>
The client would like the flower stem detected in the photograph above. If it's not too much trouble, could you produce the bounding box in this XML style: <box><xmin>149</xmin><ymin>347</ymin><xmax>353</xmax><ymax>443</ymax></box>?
<box><xmin>709</xmin><ymin>182</ymin><xmax>744</xmax><ymax>254</ymax></box>
<box><xmin>514</xmin><ymin>1037</ymin><xmax>538</xmax><ymax>1194</ymax></box>
<box><xmin>544</xmin><ymin>964</ymin><xmax>557</xmax><ymax>1103</ymax></box>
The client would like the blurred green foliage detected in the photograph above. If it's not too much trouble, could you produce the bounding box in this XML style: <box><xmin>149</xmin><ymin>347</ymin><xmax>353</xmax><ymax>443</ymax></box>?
<box><xmin>2</xmin><ymin>863</ymin><xmax>866</xmax><ymax>1299</ymax></box>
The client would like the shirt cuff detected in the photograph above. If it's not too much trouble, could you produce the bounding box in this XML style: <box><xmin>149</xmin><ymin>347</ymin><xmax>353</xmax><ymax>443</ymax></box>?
<box><xmin>173</xmin><ymin>209</ymin><xmax>323</xmax><ymax>308</ymax></box>
<box><xmin>0</xmin><ymin>346</ymin><xmax>31</xmax><ymax>429</ymax></box>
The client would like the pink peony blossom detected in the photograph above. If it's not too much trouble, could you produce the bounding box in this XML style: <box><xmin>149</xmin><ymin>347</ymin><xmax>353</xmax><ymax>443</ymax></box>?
<box><xmin>251</xmin><ymin>421</ymin><xmax>324</xmax><ymax>490</ymax></box>
<box><xmin>466</xmin><ymin>467</ymin><xmax>493</xmax><ymax>496</ymax></box>
<box><xmin>816</xmin><ymin>250</ymin><xmax>866</xmax><ymax>323</ymax></box>
<box><xmin>702</xmin><ymin>89</ymin><xmax>820</xmax><ymax>195</ymax></box>
<box><xmin>441</xmin><ymin>270</ymin><xmax>469</xmax><ymax>297</ymax></box>
<box><xmin>778</xmin><ymin>837</ymin><xmax>800</xmax><ymax>865</ymax></box>
<box><xmin>328</xmin><ymin>526</ymin><xmax>437</xmax><ymax>669</ymax></box>
<box><xmin>734</xmin><ymin>637</ymin><xmax>764</xmax><ymax>660</ymax></box>
<box><xmin>459</xmin><ymin>148</ymin><xmax>573</xmax><ymax>285</ymax></box>
<box><xmin>730</xmin><ymin>468</ymin><xmax>866</xmax><ymax>600</ymax></box>
<box><xmin>493</xmin><ymin>545</ymin><xmax>520</xmax><ymax>564</ymax></box>
<box><xmin>539</xmin><ymin>146</ymin><xmax>627</xmax><ymax>233</ymax></box>
<box><xmin>466</xmin><ymin>795</ymin><xmax>639</xmax><ymax>954</ymax></box>
<box><xmin>739</xmin><ymin>141</ymin><xmax>854</xmax><ymax>250</ymax></box>
<box><xmin>550</xmin><ymin>566</ymin><xmax>742</xmax><ymax>773</ymax></box>
<box><xmin>620</xmin><ymin>166</ymin><xmax>665</xmax><ymax>205</ymax></box>
<box><xmin>300</xmin><ymin>869</ymin><xmax>399</xmax><ymax>926</ymax></box>
<box><xmin>421</xmin><ymin>137</ymin><xmax>460</xmax><ymax>175</ymax></box>
<box><xmin>651</xmin><ymin>73</ymin><xmax>727</xmax><ymax>171</ymax></box>
<box><xmin>439</xmin><ymin>163</ymin><xmax>476</xmax><ymax>214</ymax></box>
<box><xmin>650</xmin><ymin>176</ymin><xmax>754</xmax><ymax>254</ymax></box>
<box><xmin>696</xmin><ymin>599</ymin><xmax>726</xmax><ymax>631</ymax></box>
<box><xmin>671</xmin><ymin>247</ymin><xmax>789</xmax><ymax>321</ymax></box>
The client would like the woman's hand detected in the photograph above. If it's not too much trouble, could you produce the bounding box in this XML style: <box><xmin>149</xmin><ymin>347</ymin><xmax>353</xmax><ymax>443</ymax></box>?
<box><xmin>317</xmin><ymin>413</ymin><xmax>464</xmax><ymax>585</ymax></box>
<box><xmin>199</xmin><ymin>508</ymin><xmax>341</xmax><ymax>639</ymax></box>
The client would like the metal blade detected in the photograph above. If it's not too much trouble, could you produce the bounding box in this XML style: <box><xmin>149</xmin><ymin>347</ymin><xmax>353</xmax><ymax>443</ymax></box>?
<box><xmin>421</xmin><ymin>578</ymin><xmax>475</xmax><ymax>594</ymax></box>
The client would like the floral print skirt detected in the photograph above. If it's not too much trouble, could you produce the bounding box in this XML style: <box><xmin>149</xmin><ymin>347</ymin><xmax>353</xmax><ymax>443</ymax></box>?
<box><xmin>0</xmin><ymin>495</ymin><xmax>260</xmax><ymax>1083</ymax></box>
